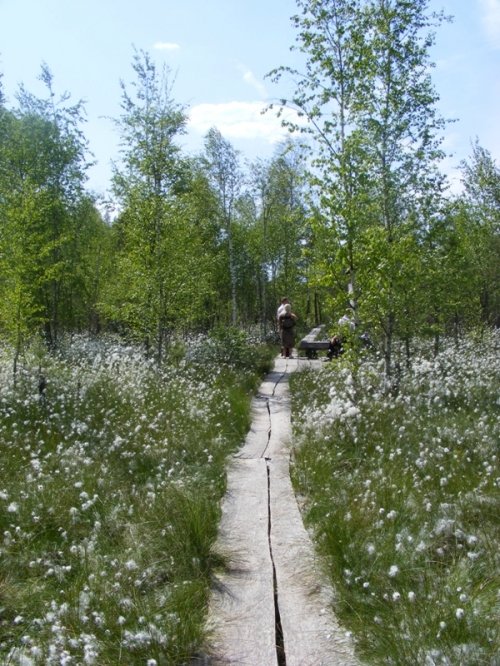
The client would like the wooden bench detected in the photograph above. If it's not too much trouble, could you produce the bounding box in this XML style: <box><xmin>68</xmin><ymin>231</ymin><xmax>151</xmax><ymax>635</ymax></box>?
<box><xmin>298</xmin><ymin>326</ymin><xmax>330</xmax><ymax>359</ymax></box>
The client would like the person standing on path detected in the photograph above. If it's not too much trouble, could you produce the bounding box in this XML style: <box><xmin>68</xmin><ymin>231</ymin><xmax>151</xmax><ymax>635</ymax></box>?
<box><xmin>277</xmin><ymin>297</ymin><xmax>290</xmax><ymax>357</ymax></box>
<box><xmin>279</xmin><ymin>303</ymin><xmax>298</xmax><ymax>358</ymax></box>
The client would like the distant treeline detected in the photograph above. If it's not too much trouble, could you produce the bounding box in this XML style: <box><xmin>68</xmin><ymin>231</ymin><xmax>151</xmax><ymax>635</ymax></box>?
<box><xmin>1</xmin><ymin>0</ymin><xmax>499</xmax><ymax>377</ymax></box>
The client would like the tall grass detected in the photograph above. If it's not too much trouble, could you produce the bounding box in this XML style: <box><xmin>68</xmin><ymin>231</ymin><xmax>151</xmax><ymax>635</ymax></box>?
<box><xmin>290</xmin><ymin>332</ymin><xmax>499</xmax><ymax>665</ymax></box>
<box><xmin>0</xmin><ymin>331</ymin><xmax>274</xmax><ymax>665</ymax></box>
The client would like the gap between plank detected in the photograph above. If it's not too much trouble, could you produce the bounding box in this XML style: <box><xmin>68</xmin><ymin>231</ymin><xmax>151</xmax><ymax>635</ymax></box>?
<box><xmin>267</xmin><ymin>459</ymin><xmax>286</xmax><ymax>666</ymax></box>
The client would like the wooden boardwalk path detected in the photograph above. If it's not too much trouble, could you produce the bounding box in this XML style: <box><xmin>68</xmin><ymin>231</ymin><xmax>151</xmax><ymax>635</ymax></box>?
<box><xmin>204</xmin><ymin>355</ymin><xmax>359</xmax><ymax>665</ymax></box>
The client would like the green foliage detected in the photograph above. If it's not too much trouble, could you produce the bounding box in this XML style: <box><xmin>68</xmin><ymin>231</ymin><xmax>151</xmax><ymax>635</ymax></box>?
<box><xmin>459</xmin><ymin>142</ymin><xmax>500</xmax><ymax>327</ymax></box>
<box><xmin>0</xmin><ymin>67</ymin><xmax>96</xmax><ymax>354</ymax></box>
<box><xmin>202</xmin><ymin>127</ymin><xmax>242</xmax><ymax>326</ymax></box>
<box><xmin>191</xmin><ymin>326</ymin><xmax>275</xmax><ymax>378</ymax></box>
<box><xmin>268</xmin><ymin>0</ymin><xmax>450</xmax><ymax>374</ymax></box>
<box><xmin>0</xmin><ymin>33</ymin><xmax>497</xmax><ymax>384</ymax></box>
<box><xmin>105</xmin><ymin>51</ymin><xmax>215</xmax><ymax>360</ymax></box>
<box><xmin>101</xmin><ymin>194</ymin><xmax>214</xmax><ymax>342</ymax></box>
<box><xmin>248</xmin><ymin>142</ymin><xmax>309</xmax><ymax>328</ymax></box>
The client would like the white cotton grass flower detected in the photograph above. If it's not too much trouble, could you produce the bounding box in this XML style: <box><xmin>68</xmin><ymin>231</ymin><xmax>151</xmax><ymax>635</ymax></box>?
<box><xmin>455</xmin><ymin>608</ymin><xmax>465</xmax><ymax>620</ymax></box>
<box><xmin>125</xmin><ymin>559</ymin><xmax>138</xmax><ymax>571</ymax></box>
<box><xmin>345</xmin><ymin>405</ymin><xmax>360</xmax><ymax>418</ymax></box>
<box><xmin>366</xmin><ymin>542</ymin><xmax>376</xmax><ymax>555</ymax></box>
<box><xmin>436</xmin><ymin>620</ymin><xmax>447</xmax><ymax>640</ymax></box>
<box><xmin>388</xmin><ymin>565</ymin><xmax>399</xmax><ymax>577</ymax></box>
<box><xmin>433</xmin><ymin>518</ymin><xmax>455</xmax><ymax>537</ymax></box>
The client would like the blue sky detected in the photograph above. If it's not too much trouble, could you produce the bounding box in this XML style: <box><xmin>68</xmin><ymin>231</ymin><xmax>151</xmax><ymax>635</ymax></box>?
<box><xmin>1</xmin><ymin>0</ymin><xmax>499</xmax><ymax>196</ymax></box>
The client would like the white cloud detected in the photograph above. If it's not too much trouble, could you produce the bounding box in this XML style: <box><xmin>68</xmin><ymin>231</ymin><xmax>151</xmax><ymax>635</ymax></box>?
<box><xmin>236</xmin><ymin>64</ymin><xmax>268</xmax><ymax>98</ymax></box>
<box><xmin>187</xmin><ymin>101</ymin><xmax>305</xmax><ymax>143</ymax></box>
<box><xmin>478</xmin><ymin>0</ymin><xmax>500</xmax><ymax>47</ymax></box>
<box><xmin>153</xmin><ymin>41</ymin><xmax>180</xmax><ymax>51</ymax></box>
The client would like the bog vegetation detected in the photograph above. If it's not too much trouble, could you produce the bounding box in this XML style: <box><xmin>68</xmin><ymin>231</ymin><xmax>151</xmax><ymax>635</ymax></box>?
<box><xmin>290</xmin><ymin>333</ymin><xmax>499</xmax><ymax>665</ymax></box>
<box><xmin>0</xmin><ymin>332</ymin><xmax>274</xmax><ymax>664</ymax></box>
<box><xmin>0</xmin><ymin>0</ymin><xmax>499</xmax><ymax>663</ymax></box>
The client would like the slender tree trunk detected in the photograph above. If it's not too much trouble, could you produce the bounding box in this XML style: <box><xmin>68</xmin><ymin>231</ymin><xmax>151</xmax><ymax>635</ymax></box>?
<box><xmin>260</xmin><ymin>272</ymin><xmax>268</xmax><ymax>339</ymax></box>
<box><xmin>260</xmin><ymin>212</ymin><xmax>268</xmax><ymax>339</ymax></box>
<box><xmin>314</xmin><ymin>291</ymin><xmax>321</xmax><ymax>325</ymax></box>
<box><xmin>405</xmin><ymin>336</ymin><xmax>411</xmax><ymax>369</ymax></box>
<box><xmin>384</xmin><ymin>311</ymin><xmax>395</xmax><ymax>379</ymax></box>
<box><xmin>257</xmin><ymin>271</ymin><xmax>264</xmax><ymax>339</ymax></box>
<box><xmin>433</xmin><ymin>331</ymin><xmax>440</xmax><ymax>356</ymax></box>
<box><xmin>305</xmin><ymin>290</ymin><xmax>311</xmax><ymax>321</ymax></box>
<box><xmin>12</xmin><ymin>299</ymin><xmax>24</xmax><ymax>385</ymax></box>
<box><xmin>228</xmin><ymin>227</ymin><xmax>237</xmax><ymax>326</ymax></box>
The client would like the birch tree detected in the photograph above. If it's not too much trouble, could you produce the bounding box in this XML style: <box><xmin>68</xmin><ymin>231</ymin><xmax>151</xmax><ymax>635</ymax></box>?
<box><xmin>459</xmin><ymin>142</ymin><xmax>500</xmax><ymax>327</ymax></box>
<box><xmin>202</xmin><ymin>128</ymin><xmax>242</xmax><ymax>326</ymax></box>
<box><xmin>268</xmin><ymin>0</ymin><xmax>370</xmax><ymax>318</ymax></box>
<box><xmin>355</xmin><ymin>0</ymin><xmax>447</xmax><ymax>373</ymax></box>
<box><xmin>108</xmin><ymin>50</ymin><xmax>212</xmax><ymax>361</ymax></box>
<box><xmin>269</xmin><ymin>0</ymin><xmax>447</xmax><ymax>375</ymax></box>
<box><xmin>0</xmin><ymin>66</ymin><xmax>91</xmax><ymax>366</ymax></box>
<box><xmin>249</xmin><ymin>143</ymin><xmax>307</xmax><ymax>333</ymax></box>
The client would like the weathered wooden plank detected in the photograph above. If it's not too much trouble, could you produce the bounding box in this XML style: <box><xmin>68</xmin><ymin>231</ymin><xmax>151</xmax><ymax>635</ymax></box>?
<box><xmin>266</xmin><ymin>397</ymin><xmax>292</xmax><ymax>460</ymax></box>
<box><xmin>270</xmin><ymin>456</ymin><xmax>359</xmax><ymax>666</ymax></box>
<box><xmin>206</xmin><ymin>457</ymin><xmax>277</xmax><ymax>665</ymax></box>
<box><xmin>300</xmin><ymin>326</ymin><xmax>325</xmax><ymax>343</ymax></box>
<box><xmin>205</xmin><ymin>349</ymin><xmax>359</xmax><ymax>666</ymax></box>
<box><xmin>234</xmin><ymin>395</ymin><xmax>270</xmax><ymax>459</ymax></box>
<box><xmin>235</xmin><ymin>363</ymin><xmax>291</xmax><ymax>459</ymax></box>
<box><xmin>266</xmin><ymin>361</ymin><xmax>359</xmax><ymax>666</ymax></box>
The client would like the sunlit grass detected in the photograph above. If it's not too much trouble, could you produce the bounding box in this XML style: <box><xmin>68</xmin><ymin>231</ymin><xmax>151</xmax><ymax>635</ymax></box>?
<box><xmin>0</xmin><ymin>331</ymin><xmax>274</xmax><ymax>665</ymax></box>
<box><xmin>290</xmin><ymin>331</ymin><xmax>499</xmax><ymax>665</ymax></box>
